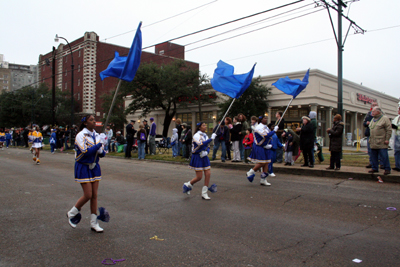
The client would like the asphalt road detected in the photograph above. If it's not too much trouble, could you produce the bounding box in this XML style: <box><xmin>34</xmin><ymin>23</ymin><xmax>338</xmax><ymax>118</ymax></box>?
<box><xmin>0</xmin><ymin>148</ymin><xmax>399</xmax><ymax>267</ymax></box>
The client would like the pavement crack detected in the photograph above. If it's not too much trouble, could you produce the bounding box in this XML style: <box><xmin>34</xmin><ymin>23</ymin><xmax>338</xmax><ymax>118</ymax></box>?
<box><xmin>302</xmin><ymin>225</ymin><xmax>374</xmax><ymax>264</ymax></box>
<box><xmin>283</xmin><ymin>195</ymin><xmax>302</xmax><ymax>206</ymax></box>
<box><xmin>333</xmin><ymin>180</ymin><xmax>346</xmax><ymax>189</ymax></box>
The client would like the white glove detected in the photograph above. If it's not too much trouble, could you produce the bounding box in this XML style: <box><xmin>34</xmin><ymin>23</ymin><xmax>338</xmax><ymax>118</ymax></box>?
<box><xmin>211</xmin><ymin>133</ymin><xmax>217</xmax><ymax>140</ymax></box>
<box><xmin>200</xmin><ymin>151</ymin><xmax>208</xmax><ymax>158</ymax></box>
<box><xmin>273</xmin><ymin>126</ymin><xmax>279</xmax><ymax>132</ymax></box>
<box><xmin>98</xmin><ymin>146</ymin><xmax>104</xmax><ymax>154</ymax></box>
<box><xmin>264</xmin><ymin>144</ymin><xmax>272</xmax><ymax>149</ymax></box>
<box><xmin>99</xmin><ymin>133</ymin><xmax>107</xmax><ymax>144</ymax></box>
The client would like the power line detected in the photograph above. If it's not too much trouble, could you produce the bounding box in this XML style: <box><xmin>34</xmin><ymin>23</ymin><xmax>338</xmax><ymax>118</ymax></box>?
<box><xmin>102</xmin><ymin>0</ymin><xmax>218</xmax><ymax>42</ymax></box>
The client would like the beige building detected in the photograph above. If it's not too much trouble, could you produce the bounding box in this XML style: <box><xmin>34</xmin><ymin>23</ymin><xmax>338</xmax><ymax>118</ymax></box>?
<box><xmin>261</xmin><ymin>69</ymin><xmax>399</xmax><ymax>146</ymax></box>
<box><xmin>125</xmin><ymin>69</ymin><xmax>399</xmax><ymax>145</ymax></box>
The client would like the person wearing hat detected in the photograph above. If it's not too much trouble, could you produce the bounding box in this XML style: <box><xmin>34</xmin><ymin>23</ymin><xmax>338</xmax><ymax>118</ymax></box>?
<box><xmin>326</xmin><ymin>114</ymin><xmax>344</xmax><ymax>170</ymax></box>
<box><xmin>125</xmin><ymin>120</ymin><xmax>136</xmax><ymax>159</ymax></box>
<box><xmin>143</xmin><ymin>119</ymin><xmax>150</xmax><ymax>154</ymax></box>
<box><xmin>50</xmin><ymin>128</ymin><xmax>57</xmax><ymax>154</ymax></box>
<box><xmin>112</xmin><ymin>131</ymin><xmax>125</xmax><ymax>152</ymax></box>
<box><xmin>392</xmin><ymin>106</ymin><xmax>400</xmax><ymax>172</ymax></box>
<box><xmin>297</xmin><ymin>116</ymin><xmax>315</xmax><ymax>168</ymax></box>
<box><xmin>149</xmin><ymin>118</ymin><xmax>156</xmax><ymax>155</ymax></box>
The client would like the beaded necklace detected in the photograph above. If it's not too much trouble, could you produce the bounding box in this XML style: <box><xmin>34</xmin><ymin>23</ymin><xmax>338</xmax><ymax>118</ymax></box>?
<box><xmin>369</xmin><ymin>115</ymin><xmax>383</xmax><ymax>130</ymax></box>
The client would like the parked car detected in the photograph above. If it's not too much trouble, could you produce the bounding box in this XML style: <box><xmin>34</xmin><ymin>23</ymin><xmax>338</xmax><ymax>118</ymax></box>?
<box><xmin>352</xmin><ymin>137</ymin><xmax>368</xmax><ymax>147</ymax></box>
<box><xmin>154</xmin><ymin>134</ymin><xmax>163</xmax><ymax>145</ymax></box>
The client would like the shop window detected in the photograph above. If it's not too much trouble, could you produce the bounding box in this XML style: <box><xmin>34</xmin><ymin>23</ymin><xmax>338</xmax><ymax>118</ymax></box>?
<box><xmin>299</xmin><ymin>109</ymin><xmax>309</xmax><ymax>117</ymax></box>
<box><xmin>196</xmin><ymin>111</ymin><xmax>213</xmax><ymax>135</ymax></box>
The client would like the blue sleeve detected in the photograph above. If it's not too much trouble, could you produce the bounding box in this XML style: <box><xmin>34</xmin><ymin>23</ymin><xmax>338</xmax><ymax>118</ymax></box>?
<box><xmin>193</xmin><ymin>138</ymin><xmax>213</xmax><ymax>154</ymax></box>
<box><xmin>80</xmin><ymin>143</ymin><xmax>102</xmax><ymax>157</ymax></box>
<box><xmin>278</xmin><ymin>139</ymin><xmax>283</xmax><ymax>148</ymax></box>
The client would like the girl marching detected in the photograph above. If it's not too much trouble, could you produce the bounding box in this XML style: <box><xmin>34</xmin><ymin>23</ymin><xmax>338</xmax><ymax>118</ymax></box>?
<box><xmin>66</xmin><ymin>115</ymin><xmax>109</xmax><ymax>233</ymax></box>
<box><xmin>29</xmin><ymin>126</ymin><xmax>43</xmax><ymax>164</ymax></box>
<box><xmin>182</xmin><ymin>122</ymin><xmax>217</xmax><ymax>200</ymax></box>
<box><xmin>246</xmin><ymin>116</ymin><xmax>278</xmax><ymax>186</ymax></box>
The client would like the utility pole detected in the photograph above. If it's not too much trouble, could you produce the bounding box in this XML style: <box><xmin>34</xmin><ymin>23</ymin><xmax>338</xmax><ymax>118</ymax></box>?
<box><xmin>318</xmin><ymin>0</ymin><xmax>365</xmax><ymax>117</ymax></box>
<box><xmin>52</xmin><ymin>46</ymin><xmax>56</xmax><ymax>126</ymax></box>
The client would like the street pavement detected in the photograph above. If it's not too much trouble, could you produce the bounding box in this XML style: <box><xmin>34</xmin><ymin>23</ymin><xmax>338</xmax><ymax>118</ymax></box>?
<box><xmin>0</xmin><ymin>148</ymin><xmax>399</xmax><ymax>267</ymax></box>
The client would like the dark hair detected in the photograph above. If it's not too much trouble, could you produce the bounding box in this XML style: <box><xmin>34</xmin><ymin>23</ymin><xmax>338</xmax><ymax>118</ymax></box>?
<box><xmin>258</xmin><ymin>116</ymin><xmax>267</xmax><ymax>125</ymax></box>
<box><xmin>267</xmin><ymin>123</ymin><xmax>274</xmax><ymax>130</ymax></box>
<box><xmin>238</xmin><ymin>113</ymin><xmax>247</xmax><ymax>122</ymax></box>
<box><xmin>195</xmin><ymin>122</ymin><xmax>205</xmax><ymax>132</ymax></box>
<box><xmin>251</xmin><ymin>116</ymin><xmax>258</xmax><ymax>122</ymax></box>
<box><xmin>277</xmin><ymin>111</ymin><xmax>283</xmax><ymax>117</ymax></box>
<box><xmin>225</xmin><ymin>117</ymin><xmax>232</xmax><ymax>125</ymax></box>
<box><xmin>233</xmin><ymin>116</ymin><xmax>239</xmax><ymax>122</ymax></box>
<box><xmin>79</xmin><ymin>115</ymin><xmax>93</xmax><ymax>131</ymax></box>
<box><xmin>247</xmin><ymin>128</ymin><xmax>252</xmax><ymax>133</ymax></box>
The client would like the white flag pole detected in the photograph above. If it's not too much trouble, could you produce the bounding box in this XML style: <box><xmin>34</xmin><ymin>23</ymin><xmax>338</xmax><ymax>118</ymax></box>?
<box><xmin>275</xmin><ymin>97</ymin><xmax>294</xmax><ymax>126</ymax></box>
<box><xmin>103</xmin><ymin>79</ymin><xmax>122</xmax><ymax>132</ymax></box>
<box><xmin>214</xmin><ymin>98</ymin><xmax>236</xmax><ymax>133</ymax></box>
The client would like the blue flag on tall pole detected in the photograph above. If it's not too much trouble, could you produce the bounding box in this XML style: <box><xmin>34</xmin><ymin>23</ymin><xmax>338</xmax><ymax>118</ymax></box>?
<box><xmin>210</xmin><ymin>60</ymin><xmax>256</xmax><ymax>99</ymax></box>
<box><xmin>100</xmin><ymin>22</ymin><xmax>142</xmax><ymax>82</ymax></box>
<box><xmin>272</xmin><ymin>69</ymin><xmax>310</xmax><ymax>99</ymax></box>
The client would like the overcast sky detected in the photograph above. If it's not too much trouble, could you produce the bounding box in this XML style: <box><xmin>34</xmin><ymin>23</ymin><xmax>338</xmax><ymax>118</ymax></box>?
<box><xmin>1</xmin><ymin>0</ymin><xmax>399</xmax><ymax>100</ymax></box>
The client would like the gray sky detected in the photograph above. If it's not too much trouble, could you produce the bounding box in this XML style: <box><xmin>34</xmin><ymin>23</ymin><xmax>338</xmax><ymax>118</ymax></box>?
<box><xmin>1</xmin><ymin>0</ymin><xmax>399</xmax><ymax>99</ymax></box>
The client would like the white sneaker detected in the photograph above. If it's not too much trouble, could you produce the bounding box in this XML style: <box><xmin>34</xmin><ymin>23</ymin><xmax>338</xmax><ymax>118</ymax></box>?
<box><xmin>269</xmin><ymin>173</ymin><xmax>276</xmax><ymax>177</ymax></box>
<box><xmin>90</xmin><ymin>214</ymin><xmax>104</xmax><ymax>233</ymax></box>
<box><xmin>201</xmin><ymin>186</ymin><xmax>210</xmax><ymax>200</ymax></box>
<box><xmin>260</xmin><ymin>178</ymin><xmax>271</xmax><ymax>186</ymax></box>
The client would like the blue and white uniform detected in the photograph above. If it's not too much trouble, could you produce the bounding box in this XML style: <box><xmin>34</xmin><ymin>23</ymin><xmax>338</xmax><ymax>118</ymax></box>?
<box><xmin>189</xmin><ymin>131</ymin><xmax>212</xmax><ymax>171</ymax></box>
<box><xmin>74</xmin><ymin>128</ymin><xmax>105</xmax><ymax>183</ymax></box>
<box><xmin>0</xmin><ymin>132</ymin><xmax>5</xmax><ymax>143</ymax></box>
<box><xmin>248</xmin><ymin>123</ymin><xmax>275</xmax><ymax>163</ymax></box>
<box><xmin>29</xmin><ymin>131</ymin><xmax>43</xmax><ymax>148</ymax></box>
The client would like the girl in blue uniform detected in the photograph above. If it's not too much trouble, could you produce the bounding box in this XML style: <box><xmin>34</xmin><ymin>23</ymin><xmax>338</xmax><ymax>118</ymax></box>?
<box><xmin>182</xmin><ymin>122</ymin><xmax>217</xmax><ymax>200</ymax></box>
<box><xmin>66</xmin><ymin>115</ymin><xmax>108</xmax><ymax>233</ymax></box>
<box><xmin>247</xmin><ymin>116</ymin><xmax>278</xmax><ymax>186</ymax></box>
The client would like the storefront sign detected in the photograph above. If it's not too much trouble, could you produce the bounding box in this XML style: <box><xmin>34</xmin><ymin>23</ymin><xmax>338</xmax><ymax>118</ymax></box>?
<box><xmin>95</xmin><ymin>122</ymin><xmax>103</xmax><ymax>126</ymax></box>
<box><xmin>357</xmin><ymin>93</ymin><xmax>376</xmax><ymax>104</ymax></box>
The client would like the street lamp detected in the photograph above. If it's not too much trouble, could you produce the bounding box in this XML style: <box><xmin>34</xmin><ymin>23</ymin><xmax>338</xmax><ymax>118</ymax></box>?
<box><xmin>55</xmin><ymin>34</ymin><xmax>74</xmax><ymax>148</ymax></box>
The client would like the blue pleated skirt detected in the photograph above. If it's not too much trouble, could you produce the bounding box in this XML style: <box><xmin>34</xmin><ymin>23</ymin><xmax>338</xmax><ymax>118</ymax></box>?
<box><xmin>248</xmin><ymin>145</ymin><xmax>271</xmax><ymax>163</ymax></box>
<box><xmin>189</xmin><ymin>153</ymin><xmax>211</xmax><ymax>171</ymax></box>
<box><xmin>74</xmin><ymin>162</ymin><xmax>102</xmax><ymax>183</ymax></box>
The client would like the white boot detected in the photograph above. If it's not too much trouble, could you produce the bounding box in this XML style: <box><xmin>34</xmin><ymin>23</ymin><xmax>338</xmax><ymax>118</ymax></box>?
<box><xmin>201</xmin><ymin>186</ymin><xmax>210</xmax><ymax>200</ymax></box>
<box><xmin>67</xmin><ymin>206</ymin><xmax>81</xmax><ymax>228</ymax></box>
<box><xmin>260</xmin><ymin>178</ymin><xmax>271</xmax><ymax>186</ymax></box>
<box><xmin>247</xmin><ymin>168</ymin><xmax>255</xmax><ymax>182</ymax></box>
<box><xmin>90</xmin><ymin>214</ymin><xmax>104</xmax><ymax>233</ymax></box>
<box><xmin>183</xmin><ymin>182</ymin><xmax>192</xmax><ymax>195</ymax></box>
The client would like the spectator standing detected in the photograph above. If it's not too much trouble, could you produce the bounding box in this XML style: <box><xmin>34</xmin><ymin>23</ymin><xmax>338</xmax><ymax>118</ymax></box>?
<box><xmin>282</xmin><ymin>130</ymin><xmax>294</xmax><ymax>166</ymax></box>
<box><xmin>171</xmin><ymin>128</ymin><xmax>179</xmax><ymax>157</ymax></box>
<box><xmin>23</xmin><ymin>127</ymin><xmax>29</xmax><ymax>147</ymax></box>
<box><xmin>309</xmin><ymin>111</ymin><xmax>317</xmax><ymax>165</ymax></box>
<box><xmin>13</xmin><ymin>129</ymin><xmax>20</xmax><ymax>147</ymax></box>
<box><xmin>225</xmin><ymin>117</ymin><xmax>233</xmax><ymax>160</ymax></box>
<box><xmin>326</xmin><ymin>114</ymin><xmax>344</xmax><ymax>170</ymax></box>
<box><xmin>5</xmin><ymin>129</ymin><xmax>12</xmax><ymax>149</ymax></box>
<box><xmin>104</xmin><ymin>125</ymin><xmax>113</xmax><ymax>153</ymax></box>
<box><xmin>298</xmin><ymin>116</ymin><xmax>315</xmax><ymax>168</ymax></box>
<box><xmin>181</xmin><ymin>125</ymin><xmax>192</xmax><ymax>160</ymax></box>
<box><xmin>368</xmin><ymin>107</ymin><xmax>392</xmax><ymax>175</ymax></box>
<box><xmin>137</xmin><ymin>124</ymin><xmax>146</xmax><ymax>160</ymax></box>
<box><xmin>125</xmin><ymin>120</ymin><xmax>136</xmax><ymax>159</ymax></box>
<box><xmin>363</xmin><ymin>101</ymin><xmax>379</xmax><ymax>168</ymax></box>
<box><xmin>175</xmin><ymin>119</ymin><xmax>183</xmax><ymax>156</ymax></box>
<box><xmin>211</xmin><ymin>121</ymin><xmax>229</xmax><ymax>162</ymax></box>
<box><xmin>275</xmin><ymin>111</ymin><xmax>285</xmax><ymax>163</ymax></box>
<box><xmin>230</xmin><ymin>116</ymin><xmax>242</xmax><ymax>162</ymax></box>
<box><xmin>149</xmin><ymin>117</ymin><xmax>157</xmax><ymax>155</ymax></box>
<box><xmin>392</xmin><ymin>106</ymin><xmax>400</xmax><ymax>172</ymax></box>
<box><xmin>180</xmin><ymin>123</ymin><xmax>188</xmax><ymax>158</ymax></box>
<box><xmin>238</xmin><ymin>113</ymin><xmax>248</xmax><ymax>161</ymax></box>
<box><xmin>143</xmin><ymin>119</ymin><xmax>150</xmax><ymax>154</ymax></box>
<box><xmin>243</xmin><ymin>128</ymin><xmax>253</xmax><ymax>164</ymax></box>
<box><xmin>0</xmin><ymin>129</ymin><xmax>5</xmax><ymax>150</ymax></box>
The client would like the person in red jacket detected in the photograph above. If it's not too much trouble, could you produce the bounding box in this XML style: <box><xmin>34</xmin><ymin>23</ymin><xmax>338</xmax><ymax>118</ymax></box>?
<box><xmin>243</xmin><ymin>128</ymin><xmax>254</xmax><ymax>164</ymax></box>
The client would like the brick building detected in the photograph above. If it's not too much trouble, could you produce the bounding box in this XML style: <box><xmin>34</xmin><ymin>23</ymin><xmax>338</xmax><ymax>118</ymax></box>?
<box><xmin>38</xmin><ymin>32</ymin><xmax>198</xmax><ymax>128</ymax></box>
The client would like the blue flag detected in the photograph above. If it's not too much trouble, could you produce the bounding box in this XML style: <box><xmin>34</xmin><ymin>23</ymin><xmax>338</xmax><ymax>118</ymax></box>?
<box><xmin>100</xmin><ymin>22</ymin><xmax>142</xmax><ymax>82</ymax></box>
<box><xmin>210</xmin><ymin>60</ymin><xmax>256</xmax><ymax>99</ymax></box>
<box><xmin>272</xmin><ymin>69</ymin><xmax>309</xmax><ymax>99</ymax></box>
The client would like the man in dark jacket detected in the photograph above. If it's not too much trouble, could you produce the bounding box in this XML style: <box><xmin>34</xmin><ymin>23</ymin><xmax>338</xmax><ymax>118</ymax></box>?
<box><xmin>298</xmin><ymin>116</ymin><xmax>315</xmax><ymax>168</ymax></box>
<box><xmin>143</xmin><ymin>120</ymin><xmax>150</xmax><ymax>154</ymax></box>
<box><xmin>326</xmin><ymin>114</ymin><xmax>344</xmax><ymax>170</ymax></box>
<box><xmin>363</xmin><ymin>101</ymin><xmax>379</xmax><ymax>168</ymax></box>
<box><xmin>212</xmin><ymin>121</ymin><xmax>229</xmax><ymax>162</ymax></box>
<box><xmin>125</xmin><ymin>120</ymin><xmax>136</xmax><ymax>159</ymax></box>
<box><xmin>275</xmin><ymin>111</ymin><xmax>285</xmax><ymax>163</ymax></box>
<box><xmin>23</xmin><ymin>127</ymin><xmax>30</xmax><ymax>147</ymax></box>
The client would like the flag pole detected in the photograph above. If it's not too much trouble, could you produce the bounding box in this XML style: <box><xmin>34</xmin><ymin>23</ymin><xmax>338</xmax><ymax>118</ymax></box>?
<box><xmin>103</xmin><ymin>79</ymin><xmax>122</xmax><ymax>132</ymax></box>
<box><xmin>275</xmin><ymin>97</ymin><xmax>294</xmax><ymax>126</ymax></box>
<box><xmin>214</xmin><ymin>98</ymin><xmax>236</xmax><ymax>133</ymax></box>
